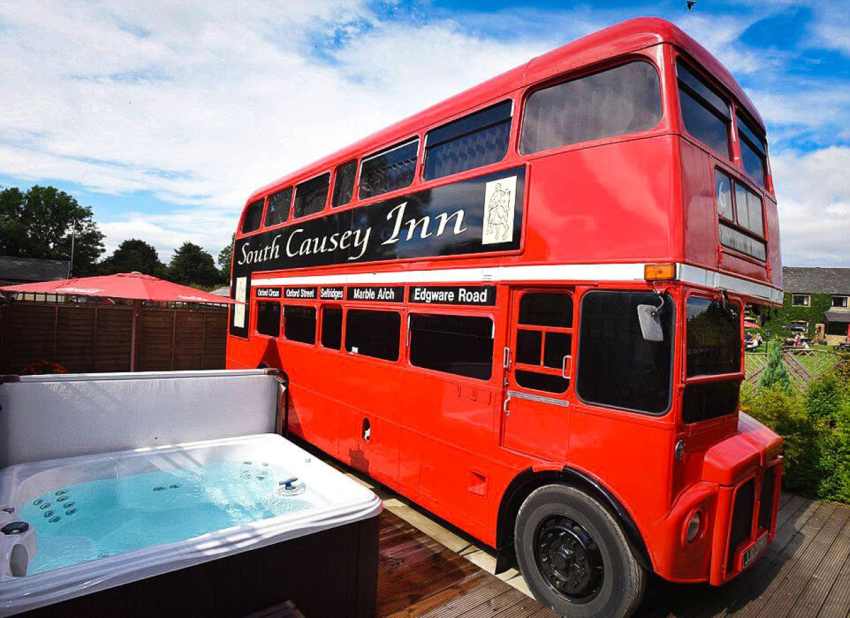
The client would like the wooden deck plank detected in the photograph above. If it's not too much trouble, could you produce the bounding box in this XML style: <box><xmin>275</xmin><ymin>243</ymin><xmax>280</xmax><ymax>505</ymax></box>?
<box><xmin>456</xmin><ymin>588</ymin><xmax>528</xmax><ymax>618</ymax></box>
<box><xmin>788</xmin><ymin>508</ymin><xmax>850</xmax><ymax>617</ymax></box>
<box><xmin>753</xmin><ymin>504</ymin><xmax>850</xmax><ymax>617</ymax></box>
<box><xmin>419</xmin><ymin>578</ymin><xmax>511</xmax><ymax>618</ymax></box>
<box><xmin>817</xmin><ymin>548</ymin><xmax>850</xmax><ymax>618</ymax></box>
<box><xmin>730</xmin><ymin>501</ymin><xmax>840</xmax><ymax>617</ymax></box>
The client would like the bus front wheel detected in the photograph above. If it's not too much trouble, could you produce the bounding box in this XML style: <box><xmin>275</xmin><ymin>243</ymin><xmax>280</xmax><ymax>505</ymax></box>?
<box><xmin>514</xmin><ymin>484</ymin><xmax>646</xmax><ymax>617</ymax></box>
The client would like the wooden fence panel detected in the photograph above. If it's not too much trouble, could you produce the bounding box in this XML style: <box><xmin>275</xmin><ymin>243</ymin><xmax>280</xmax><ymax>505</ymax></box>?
<box><xmin>137</xmin><ymin>308</ymin><xmax>175</xmax><ymax>372</ymax></box>
<box><xmin>55</xmin><ymin>306</ymin><xmax>96</xmax><ymax>373</ymax></box>
<box><xmin>0</xmin><ymin>304</ymin><xmax>57</xmax><ymax>372</ymax></box>
<box><xmin>173</xmin><ymin>311</ymin><xmax>205</xmax><ymax>370</ymax></box>
<box><xmin>0</xmin><ymin>302</ymin><xmax>226</xmax><ymax>374</ymax></box>
<box><xmin>93</xmin><ymin>307</ymin><xmax>132</xmax><ymax>372</ymax></box>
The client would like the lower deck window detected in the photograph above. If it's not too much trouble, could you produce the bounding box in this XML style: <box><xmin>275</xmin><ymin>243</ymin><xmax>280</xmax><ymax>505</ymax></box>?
<box><xmin>345</xmin><ymin>309</ymin><xmax>400</xmax><ymax>361</ymax></box>
<box><xmin>321</xmin><ymin>306</ymin><xmax>342</xmax><ymax>349</ymax></box>
<box><xmin>577</xmin><ymin>291</ymin><xmax>673</xmax><ymax>414</ymax></box>
<box><xmin>410</xmin><ymin>314</ymin><xmax>493</xmax><ymax>380</ymax></box>
<box><xmin>284</xmin><ymin>306</ymin><xmax>316</xmax><ymax>344</ymax></box>
<box><xmin>256</xmin><ymin>301</ymin><xmax>280</xmax><ymax>337</ymax></box>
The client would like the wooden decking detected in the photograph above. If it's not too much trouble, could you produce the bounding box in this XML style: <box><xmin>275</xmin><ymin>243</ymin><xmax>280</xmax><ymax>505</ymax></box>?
<box><xmin>375</xmin><ymin>487</ymin><xmax>850</xmax><ymax>618</ymax></box>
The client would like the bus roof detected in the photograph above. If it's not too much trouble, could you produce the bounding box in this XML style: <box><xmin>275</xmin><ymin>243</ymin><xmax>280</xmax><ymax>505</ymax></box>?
<box><xmin>247</xmin><ymin>17</ymin><xmax>763</xmax><ymax>204</ymax></box>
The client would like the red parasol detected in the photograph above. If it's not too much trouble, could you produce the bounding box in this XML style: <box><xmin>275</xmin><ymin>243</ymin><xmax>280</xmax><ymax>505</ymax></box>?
<box><xmin>0</xmin><ymin>272</ymin><xmax>238</xmax><ymax>371</ymax></box>
<box><xmin>0</xmin><ymin>271</ymin><xmax>237</xmax><ymax>305</ymax></box>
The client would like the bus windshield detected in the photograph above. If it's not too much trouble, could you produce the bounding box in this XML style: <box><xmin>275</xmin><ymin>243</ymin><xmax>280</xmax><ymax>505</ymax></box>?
<box><xmin>686</xmin><ymin>297</ymin><xmax>741</xmax><ymax>377</ymax></box>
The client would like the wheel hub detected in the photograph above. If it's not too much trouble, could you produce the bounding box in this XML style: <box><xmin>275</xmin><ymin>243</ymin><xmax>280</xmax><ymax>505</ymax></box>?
<box><xmin>535</xmin><ymin>515</ymin><xmax>603</xmax><ymax>601</ymax></box>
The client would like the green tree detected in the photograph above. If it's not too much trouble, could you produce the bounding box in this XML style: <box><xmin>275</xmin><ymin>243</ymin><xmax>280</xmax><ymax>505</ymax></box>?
<box><xmin>218</xmin><ymin>235</ymin><xmax>234</xmax><ymax>282</ymax></box>
<box><xmin>168</xmin><ymin>242</ymin><xmax>220</xmax><ymax>287</ymax></box>
<box><xmin>0</xmin><ymin>185</ymin><xmax>105</xmax><ymax>275</ymax></box>
<box><xmin>100</xmin><ymin>239</ymin><xmax>166</xmax><ymax>277</ymax></box>
<box><xmin>760</xmin><ymin>339</ymin><xmax>791</xmax><ymax>391</ymax></box>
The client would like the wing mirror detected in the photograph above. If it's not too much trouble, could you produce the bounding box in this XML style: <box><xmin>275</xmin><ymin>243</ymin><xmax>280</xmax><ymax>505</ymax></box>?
<box><xmin>637</xmin><ymin>295</ymin><xmax>665</xmax><ymax>342</ymax></box>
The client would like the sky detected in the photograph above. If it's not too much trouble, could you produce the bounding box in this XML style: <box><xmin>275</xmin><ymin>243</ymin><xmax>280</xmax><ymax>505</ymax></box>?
<box><xmin>1</xmin><ymin>0</ymin><xmax>849</xmax><ymax>267</ymax></box>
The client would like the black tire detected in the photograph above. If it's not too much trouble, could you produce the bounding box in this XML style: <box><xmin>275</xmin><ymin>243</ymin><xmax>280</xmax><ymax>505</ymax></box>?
<box><xmin>514</xmin><ymin>484</ymin><xmax>646</xmax><ymax>617</ymax></box>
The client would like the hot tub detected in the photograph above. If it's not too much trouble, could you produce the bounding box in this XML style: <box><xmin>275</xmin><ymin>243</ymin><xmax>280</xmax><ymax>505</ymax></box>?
<box><xmin>0</xmin><ymin>433</ymin><xmax>381</xmax><ymax>617</ymax></box>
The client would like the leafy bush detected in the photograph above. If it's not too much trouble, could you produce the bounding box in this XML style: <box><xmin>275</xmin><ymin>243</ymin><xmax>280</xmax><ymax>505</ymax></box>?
<box><xmin>743</xmin><ymin>369</ymin><xmax>850</xmax><ymax>502</ymax></box>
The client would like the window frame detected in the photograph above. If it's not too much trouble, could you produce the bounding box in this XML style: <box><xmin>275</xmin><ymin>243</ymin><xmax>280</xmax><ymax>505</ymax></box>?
<box><xmin>422</xmin><ymin>99</ymin><xmax>513</xmax><ymax>182</ymax></box>
<box><xmin>408</xmin><ymin>310</ymin><xmax>496</xmax><ymax>381</ymax></box>
<box><xmin>264</xmin><ymin>186</ymin><xmax>293</xmax><ymax>228</ymax></box>
<box><xmin>575</xmin><ymin>288</ymin><xmax>676</xmax><ymax>416</ymax></box>
<box><xmin>292</xmin><ymin>172</ymin><xmax>331</xmax><ymax>220</ymax></box>
<box><xmin>735</xmin><ymin>110</ymin><xmax>768</xmax><ymax>188</ymax></box>
<box><xmin>282</xmin><ymin>303</ymin><xmax>318</xmax><ymax>346</ymax></box>
<box><xmin>511</xmin><ymin>289</ymin><xmax>575</xmax><ymax>395</ymax></box>
<box><xmin>357</xmin><ymin>137</ymin><xmax>420</xmax><ymax>201</ymax></box>
<box><xmin>683</xmin><ymin>293</ymin><xmax>744</xmax><ymax>381</ymax></box>
<box><xmin>254</xmin><ymin>299</ymin><xmax>281</xmax><ymax>338</ymax></box>
<box><xmin>331</xmin><ymin>160</ymin><xmax>358</xmax><ymax>208</ymax></box>
<box><xmin>791</xmin><ymin>294</ymin><xmax>811</xmax><ymax>307</ymax></box>
<box><xmin>518</xmin><ymin>57</ymin><xmax>664</xmax><ymax>157</ymax></box>
<box><xmin>344</xmin><ymin>307</ymin><xmax>403</xmax><ymax>363</ymax></box>
<box><xmin>320</xmin><ymin>304</ymin><xmax>344</xmax><ymax>350</ymax></box>
<box><xmin>714</xmin><ymin>167</ymin><xmax>767</xmax><ymax>262</ymax></box>
<box><xmin>241</xmin><ymin>197</ymin><xmax>266</xmax><ymax>234</ymax></box>
<box><xmin>832</xmin><ymin>296</ymin><xmax>849</xmax><ymax>309</ymax></box>
<box><xmin>676</xmin><ymin>58</ymin><xmax>732</xmax><ymax>160</ymax></box>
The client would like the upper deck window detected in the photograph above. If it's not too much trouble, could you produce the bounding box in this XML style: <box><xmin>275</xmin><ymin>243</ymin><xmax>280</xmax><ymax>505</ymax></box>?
<box><xmin>520</xmin><ymin>61</ymin><xmax>661</xmax><ymax>154</ymax></box>
<box><xmin>424</xmin><ymin>101</ymin><xmax>512</xmax><ymax>180</ymax></box>
<box><xmin>677</xmin><ymin>60</ymin><xmax>731</xmax><ymax>159</ymax></box>
<box><xmin>359</xmin><ymin>139</ymin><xmax>418</xmax><ymax>200</ymax></box>
<box><xmin>332</xmin><ymin>161</ymin><xmax>357</xmax><ymax>207</ymax></box>
<box><xmin>265</xmin><ymin>187</ymin><xmax>291</xmax><ymax>227</ymax></box>
<box><xmin>715</xmin><ymin>168</ymin><xmax>765</xmax><ymax>260</ymax></box>
<box><xmin>241</xmin><ymin>198</ymin><xmax>264</xmax><ymax>233</ymax></box>
<box><xmin>293</xmin><ymin>173</ymin><xmax>330</xmax><ymax>218</ymax></box>
<box><xmin>736</xmin><ymin>111</ymin><xmax>767</xmax><ymax>187</ymax></box>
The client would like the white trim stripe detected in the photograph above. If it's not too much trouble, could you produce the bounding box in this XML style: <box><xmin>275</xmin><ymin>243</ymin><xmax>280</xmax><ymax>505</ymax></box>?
<box><xmin>252</xmin><ymin>262</ymin><xmax>783</xmax><ymax>304</ymax></box>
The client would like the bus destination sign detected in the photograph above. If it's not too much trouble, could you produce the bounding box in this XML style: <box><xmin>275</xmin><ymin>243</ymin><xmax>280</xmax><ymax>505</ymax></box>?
<box><xmin>255</xmin><ymin>287</ymin><xmax>281</xmax><ymax>298</ymax></box>
<box><xmin>346</xmin><ymin>286</ymin><xmax>404</xmax><ymax>303</ymax></box>
<box><xmin>284</xmin><ymin>287</ymin><xmax>317</xmax><ymax>299</ymax></box>
<box><xmin>319</xmin><ymin>286</ymin><xmax>345</xmax><ymax>300</ymax></box>
<box><xmin>409</xmin><ymin>285</ymin><xmax>496</xmax><ymax>306</ymax></box>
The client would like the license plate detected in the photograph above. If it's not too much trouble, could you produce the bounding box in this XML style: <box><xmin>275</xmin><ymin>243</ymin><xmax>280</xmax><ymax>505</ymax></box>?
<box><xmin>743</xmin><ymin>535</ymin><xmax>767</xmax><ymax>568</ymax></box>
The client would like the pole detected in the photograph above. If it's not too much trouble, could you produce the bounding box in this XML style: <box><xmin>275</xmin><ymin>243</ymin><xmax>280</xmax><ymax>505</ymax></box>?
<box><xmin>130</xmin><ymin>300</ymin><xmax>140</xmax><ymax>372</ymax></box>
<box><xmin>68</xmin><ymin>223</ymin><xmax>76</xmax><ymax>278</ymax></box>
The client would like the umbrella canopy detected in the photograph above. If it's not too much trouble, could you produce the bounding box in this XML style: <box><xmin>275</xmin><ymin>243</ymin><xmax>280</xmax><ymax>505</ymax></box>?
<box><xmin>0</xmin><ymin>271</ymin><xmax>238</xmax><ymax>305</ymax></box>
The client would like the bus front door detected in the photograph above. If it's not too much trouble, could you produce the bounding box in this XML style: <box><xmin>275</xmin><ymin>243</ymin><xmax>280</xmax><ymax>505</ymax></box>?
<box><xmin>501</xmin><ymin>289</ymin><xmax>573</xmax><ymax>461</ymax></box>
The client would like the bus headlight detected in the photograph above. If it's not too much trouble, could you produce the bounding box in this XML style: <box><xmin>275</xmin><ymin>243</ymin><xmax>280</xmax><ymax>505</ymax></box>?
<box><xmin>685</xmin><ymin>510</ymin><xmax>703</xmax><ymax>543</ymax></box>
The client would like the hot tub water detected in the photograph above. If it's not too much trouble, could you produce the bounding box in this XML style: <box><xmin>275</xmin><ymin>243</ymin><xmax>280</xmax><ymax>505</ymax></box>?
<box><xmin>19</xmin><ymin>460</ymin><xmax>312</xmax><ymax>575</ymax></box>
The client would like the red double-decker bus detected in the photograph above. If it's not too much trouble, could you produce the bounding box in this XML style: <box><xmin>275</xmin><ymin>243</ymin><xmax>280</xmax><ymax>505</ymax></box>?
<box><xmin>227</xmin><ymin>18</ymin><xmax>783</xmax><ymax>616</ymax></box>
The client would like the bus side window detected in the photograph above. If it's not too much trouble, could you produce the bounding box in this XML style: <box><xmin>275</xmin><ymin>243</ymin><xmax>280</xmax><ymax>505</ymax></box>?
<box><xmin>265</xmin><ymin>187</ymin><xmax>292</xmax><ymax>226</ymax></box>
<box><xmin>514</xmin><ymin>292</ymin><xmax>572</xmax><ymax>393</ymax></box>
<box><xmin>293</xmin><ymin>173</ymin><xmax>330</xmax><ymax>218</ymax></box>
<box><xmin>409</xmin><ymin>314</ymin><xmax>493</xmax><ymax>380</ymax></box>
<box><xmin>345</xmin><ymin>309</ymin><xmax>401</xmax><ymax>361</ymax></box>
<box><xmin>284</xmin><ymin>306</ymin><xmax>316</xmax><ymax>344</ymax></box>
<box><xmin>423</xmin><ymin>100</ymin><xmax>511</xmax><ymax>181</ymax></box>
<box><xmin>242</xmin><ymin>198</ymin><xmax>264</xmax><ymax>233</ymax></box>
<box><xmin>359</xmin><ymin>139</ymin><xmax>418</xmax><ymax>200</ymax></box>
<box><xmin>577</xmin><ymin>291</ymin><xmax>673</xmax><ymax>414</ymax></box>
<box><xmin>321</xmin><ymin>306</ymin><xmax>343</xmax><ymax>349</ymax></box>
<box><xmin>256</xmin><ymin>301</ymin><xmax>281</xmax><ymax>337</ymax></box>
<box><xmin>332</xmin><ymin>161</ymin><xmax>357</xmax><ymax>207</ymax></box>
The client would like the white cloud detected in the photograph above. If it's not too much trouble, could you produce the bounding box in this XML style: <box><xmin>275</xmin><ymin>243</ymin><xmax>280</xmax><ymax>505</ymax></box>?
<box><xmin>772</xmin><ymin>146</ymin><xmax>850</xmax><ymax>266</ymax></box>
<box><xmin>0</xmin><ymin>1</ymin><xmax>546</xmax><ymax>259</ymax></box>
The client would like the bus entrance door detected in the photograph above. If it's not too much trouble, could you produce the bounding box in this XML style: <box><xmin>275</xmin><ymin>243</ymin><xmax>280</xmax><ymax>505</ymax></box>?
<box><xmin>501</xmin><ymin>289</ymin><xmax>573</xmax><ymax>461</ymax></box>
